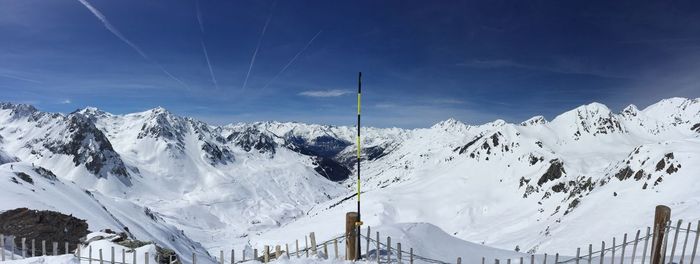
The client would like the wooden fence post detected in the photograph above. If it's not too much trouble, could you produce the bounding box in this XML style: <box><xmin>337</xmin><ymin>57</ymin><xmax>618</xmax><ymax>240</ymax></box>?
<box><xmin>680</xmin><ymin>222</ymin><xmax>692</xmax><ymax>264</ymax></box>
<box><xmin>122</xmin><ymin>248</ymin><xmax>126</xmax><ymax>263</ymax></box>
<box><xmin>509</xmin><ymin>259</ymin><xmax>512</xmax><ymax>264</ymax></box>
<box><xmin>323</xmin><ymin>242</ymin><xmax>328</xmax><ymax>259</ymax></box>
<box><xmin>651</xmin><ymin>205</ymin><xmax>671</xmax><ymax>264</ymax></box>
<box><xmin>305</xmin><ymin>236</ymin><xmax>309</xmax><ymax>257</ymax></box>
<box><xmin>254</xmin><ymin>248</ymin><xmax>258</xmax><ymax>261</ymax></box>
<box><xmin>221</xmin><ymin>250</ymin><xmax>225</xmax><ymax>264</ymax></box>
<box><xmin>387</xmin><ymin>236</ymin><xmax>392</xmax><ymax>263</ymax></box>
<box><xmin>89</xmin><ymin>246</ymin><xmax>92</xmax><ymax>264</ymax></box>
<box><xmin>99</xmin><ymin>249</ymin><xmax>104</xmax><ymax>264</ymax></box>
<box><xmin>146</xmin><ymin>252</ymin><xmax>150</xmax><ymax>264</ymax></box>
<box><xmin>53</xmin><ymin>242</ymin><xmax>58</xmax><ymax>256</ymax></box>
<box><xmin>670</xmin><ymin>220</ymin><xmax>683</xmax><ymax>264</ymax></box>
<box><xmin>612</xmin><ymin>237</ymin><xmax>616</xmax><ymax>264</ymax></box>
<box><xmin>310</xmin><ymin>232</ymin><xmax>317</xmax><ymax>255</ymax></box>
<box><xmin>411</xmin><ymin>248</ymin><xmax>414</xmax><ymax>264</ymax></box>
<box><xmin>264</xmin><ymin>245</ymin><xmax>270</xmax><ymax>263</ymax></box>
<box><xmin>367</xmin><ymin>226</ymin><xmax>371</xmax><ymax>257</ymax></box>
<box><xmin>457</xmin><ymin>257</ymin><xmax>462</xmax><ymax>264</ymax></box>
<box><xmin>65</xmin><ymin>242</ymin><xmax>69</xmax><ymax>255</ymax></box>
<box><xmin>531</xmin><ymin>255</ymin><xmax>535</xmax><ymax>264</ymax></box>
<box><xmin>556</xmin><ymin>253</ymin><xmax>560</xmax><ymax>264</ymax></box>
<box><xmin>277</xmin><ymin>245</ymin><xmax>282</xmax><ymax>259</ymax></box>
<box><xmin>520</xmin><ymin>257</ymin><xmax>523</xmax><ymax>264</ymax></box>
<box><xmin>32</xmin><ymin>239</ymin><xmax>35</xmax><ymax>257</ymax></box>
<box><xmin>621</xmin><ymin>233</ymin><xmax>628</xmax><ymax>264</ymax></box>
<box><xmin>296</xmin><ymin>239</ymin><xmax>300</xmax><ymax>258</ymax></box>
<box><xmin>600</xmin><ymin>241</ymin><xmax>605</xmax><ymax>264</ymax></box>
<box><xmin>690</xmin><ymin>221</ymin><xmax>700</xmax><ymax>264</ymax></box>
<box><xmin>397</xmin><ymin>243</ymin><xmax>402</xmax><ymax>263</ymax></box>
<box><xmin>334</xmin><ymin>239</ymin><xmax>339</xmax><ymax>259</ymax></box>
<box><xmin>642</xmin><ymin>227</ymin><xmax>651</xmax><ymax>264</ymax></box>
<box><xmin>346</xmin><ymin>212</ymin><xmax>359</xmax><ymax>260</ymax></box>
<box><xmin>231</xmin><ymin>249</ymin><xmax>235</xmax><ymax>264</ymax></box>
<box><xmin>1</xmin><ymin>234</ymin><xmax>5</xmax><ymax>261</ymax></box>
<box><xmin>22</xmin><ymin>237</ymin><xmax>26</xmax><ymax>258</ymax></box>
<box><xmin>42</xmin><ymin>240</ymin><xmax>46</xmax><ymax>256</ymax></box>
<box><xmin>376</xmin><ymin>232</ymin><xmax>380</xmax><ymax>263</ymax></box>
<box><xmin>543</xmin><ymin>253</ymin><xmax>547</xmax><ymax>264</ymax></box>
<box><xmin>576</xmin><ymin>248</ymin><xmax>581</xmax><ymax>264</ymax></box>
<box><xmin>133</xmin><ymin>249</ymin><xmax>137</xmax><ymax>264</ymax></box>
<box><xmin>111</xmin><ymin>246</ymin><xmax>115</xmax><ymax>264</ymax></box>
<box><xmin>631</xmin><ymin>230</ymin><xmax>640</xmax><ymax>264</ymax></box>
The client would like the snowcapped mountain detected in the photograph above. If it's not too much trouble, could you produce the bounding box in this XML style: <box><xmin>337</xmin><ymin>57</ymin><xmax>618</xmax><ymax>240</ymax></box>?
<box><xmin>0</xmin><ymin>97</ymin><xmax>698</xmax><ymax>259</ymax></box>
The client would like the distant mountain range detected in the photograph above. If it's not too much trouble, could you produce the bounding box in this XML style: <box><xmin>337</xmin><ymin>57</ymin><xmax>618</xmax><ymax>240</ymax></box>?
<box><xmin>0</xmin><ymin>97</ymin><xmax>698</xmax><ymax>259</ymax></box>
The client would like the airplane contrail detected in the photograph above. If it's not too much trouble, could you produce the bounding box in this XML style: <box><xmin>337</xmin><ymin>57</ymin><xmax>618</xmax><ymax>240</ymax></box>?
<box><xmin>263</xmin><ymin>30</ymin><xmax>322</xmax><ymax>89</ymax></box>
<box><xmin>194</xmin><ymin>0</ymin><xmax>218</xmax><ymax>89</ymax></box>
<box><xmin>76</xmin><ymin>0</ymin><xmax>188</xmax><ymax>89</ymax></box>
<box><xmin>200</xmin><ymin>41</ymin><xmax>218</xmax><ymax>89</ymax></box>
<box><xmin>0</xmin><ymin>72</ymin><xmax>41</xmax><ymax>84</ymax></box>
<box><xmin>242</xmin><ymin>1</ymin><xmax>276</xmax><ymax>90</ymax></box>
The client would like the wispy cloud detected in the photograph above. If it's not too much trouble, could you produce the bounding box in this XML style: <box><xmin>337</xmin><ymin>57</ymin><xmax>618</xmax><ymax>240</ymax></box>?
<box><xmin>263</xmin><ymin>30</ymin><xmax>322</xmax><ymax>89</ymax></box>
<box><xmin>0</xmin><ymin>72</ymin><xmax>41</xmax><ymax>83</ymax></box>
<box><xmin>195</xmin><ymin>0</ymin><xmax>205</xmax><ymax>33</ymax></box>
<box><xmin>431</xmin><ymin>98</ymin><xmax>465</xmax><ymax>105</ymax></box>
<box><xmin>76</xmin><ymin>0</ymin><xmax>188</xmax><ymax>89</ymax></box>
<box><xmin>60</xmin><ymin>99</ymin><xmax>72</xmax><ymax>104</ymax></box>
<box><xmin>242</xmin><ymin>1</ymin><xmax>276</xmax><ymax>90</ymax></box>
<box><xmin>299</xmin><ymin>89</ymin><xmax>351</xmax><ymax>97</ymax></box>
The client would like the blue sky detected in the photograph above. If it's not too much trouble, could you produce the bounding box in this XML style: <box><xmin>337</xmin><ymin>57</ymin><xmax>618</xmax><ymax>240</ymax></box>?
<box><xmin>1</xmin><ymin>1</ymin><xmax>699</xmax><ymax>128</ymax></box>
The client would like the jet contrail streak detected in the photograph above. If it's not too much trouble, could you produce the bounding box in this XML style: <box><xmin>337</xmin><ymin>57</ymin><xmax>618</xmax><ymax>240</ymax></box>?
<box><xmin>242</xmin><ymin>2</ymin><xmax>275</xmax><ymax>90</ymax></box>
<box><xmin>0</xmin><ymin>73</ymin><xmax>41</xmax><ymax>84</ymax></box>
<box><xmin>263</xmin><ymin>30</ymin><xmax>322</xmax><ymax>89</ymax></box>
<box><xmin>193</xmin><ymin>0</ymin><xmax>218</xmax><ymax>89</ymax></box>
<box><xmin>200</xmin><ymin>41</ymin><xmax>218</xmax><ymax>89</ymax></box>
<box><xmin>76</xmin><ymin>0</ymin><xmax>188</xmax><ymax>89</ymax></box>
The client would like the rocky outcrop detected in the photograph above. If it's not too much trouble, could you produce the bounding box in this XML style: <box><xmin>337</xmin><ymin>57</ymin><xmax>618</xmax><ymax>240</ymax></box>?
<box><xmin>0</xmin><ymin>208</ymin><xmax>89</xmax><ymax>256</ymax></box>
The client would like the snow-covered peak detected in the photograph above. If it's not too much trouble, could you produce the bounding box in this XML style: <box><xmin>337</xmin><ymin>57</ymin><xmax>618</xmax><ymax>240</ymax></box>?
<box><xmin>549</xmin><ymin>102</ymin><xmax>624</xmax><ymax>139</ymax></box>
<box><xmin>431</xmin><ymin>118</ymin><xmax>469</xmax><ymax>132</ymax></box>
<box><xmin>520</xmin><ymin>115</ymin><xmax>548</xmax><ymax>126</ymax></box>
<box><xmin>621</xmin><ymin>104</ymin><xmax>639</xmax><ymax>117</ymax></box>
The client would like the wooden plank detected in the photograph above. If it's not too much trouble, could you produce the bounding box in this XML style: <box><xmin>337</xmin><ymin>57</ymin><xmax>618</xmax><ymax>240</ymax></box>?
<box><xmin>286</xmin><ymin>244</ymin><xmax>290</xmax><ymax>259</ymax></box>
<box><xmin>310</xmin><ymin>232</ymin><xmax>317</xmax><ymax>255</ymax></box>
<box><xmin>220</xmin><ymin>250</ymin><xmax>225</xmax><ymax>264</ymax></box>
<box><xmin>42</xmin><ymin>240</ymin><xmax>46</xmax><ymax>256</ymax></box>
<box><xmin>264</xmin><ymin>245</ymin><xmax>270</xmax><ymax>263</ymax></box>
<box><xmin>32</xmin><ymin>239</ymin><xmax>35</xmax><ymax>257</ymax></box>
<box><xmin>296</xmin><ymin>239</ymin><xmax>300</xmax><ymax>258</ymax></box>
<box><xmin>398</xmin><ymin>243</ymin><xmax>402</xmax><ymax>263</ymax></box>
<box><xmin>600</xmin><ymin>241</ymin><xmax>606</xmax><ymax>264</ymax></box>
<box><xmin>680</xmin><ymin>222</ymin><xmax>691</xmax><ymax>264</ymax></box>
<box><xmin>346</xmin><ymin>213</ymin><xmax>359</xmax><ymax>260</ymax></box>
<box><xmin>531</xmin><ymin>254</ymin><xmax>535</xmax><ymax>264</ymax></box>
<box><xmin>621</xmin><ymin>233</ymin><xmax>628</xmax><ymax>264</ymax></box>
<box><xmin>589</xmin><ymin>244</ymin><xmax>593</xmax><ymax>264</ymax></box>
<box><xmin>661</xmin><ymin>221</ymin><xmax>671</xmax><ymax>263</ymax></box>
<box><xmin>642</xmin><ymin>227</ymin><xmax>651</xmax><ymax>264</ymax></box>
<box><xmin>305</xmin><ymin>236</ymin><xmax>309</xmax><ymax>258</ymax></box>
<box><xmin>670</xmin><ymin>220</ymin><xmax>683</xmax><ymax>264</ymax></box>
<box><xmin>1</xmin><ymin>234</ymin><xmax>4</xmax><ymax>261</ymax></box>
<box><xmin>690</xmin><ymin>220</ymin><xmax>700</xmax><ymax>264</ymax></box>
<box><xmin>111</xmin><ymin>246</ymin><xmax>115</xmax><ymax>264</ymax></box>
<box><xmin>323</xmin><ymin>243</ymin><xmax>328</xmax><ymax>259</ymax></box>
<box><xmin>613</xmin><ymin>237</ymin><xmax>617</xmax><ymax>264</ymax></box>
<box><xmin>387</xmin><ymin>237</ymin><xmax>392</xmax><ymax>263</ymax></box>
<box><xmin>122</xmin><ymin>248</ymin><xmax>126</xmax><ymax>263</ymax></box>
<box><xmin>631</xmin><ymin>230</ymin><xmax>641</xmax><ymax>264</ymax></box>
<box><xmin>556</xmin><ymin>253</ymin><xmax>560</xmax><ymax>264</ymax></box>
<box><xmin>22</xmin><ymin>237</ymin><xmax>26</xmax><ymax>258</ymax></box>
<box><xmin>376</xmin><ymin>232</ymin><xmax>380</xmax><ymax>263</ymax></box>
<box><xmin>66</xmin><ymin>242</ymin><xmax>69</xmax><ymax>255</ymax></box>
<box><xmin>411</xmin><ymin>248</ymin><xmax>414</xmax><ymax>264</ymax></box>
<box><xmin>99</xmin><ymin>249</ymin><xmax>103</xmax><ymax>264</ymax></box>
<box><xmin>133</xmin><ymin>248</ymin><xmax>137</xmax><ymax>264</ymax></box>
<box><xmin>457</xmin><ymin>257</ymin><xmax>462</xmax><ymax>264</ymax></box>
<box><xmin>277</xmin><ymin>245</ymin><xmax>283</xmax><ymax>260</ymax></box>
<box><xmin>367</xmin><ymin>226</ymin><xmax>371</xmax><ymax>258</ymax></box>
<box><xmin>146</xmin><ymin>252</ymin><xmax>150</xmax><ymax>264</ymax></box>
<box><xmin>89</xmin><ymin>246</ymin><xmax>92</xmax><ymax>264</ymax></box>
<box><xmin>232</xmin><ymin>249</ymin><xmax>235</xmax><ymax>264</ymax></box>
<box><xmin>334</xmin><ymin>239</ymin><xmax>338</xmax><ymax>259</ymax></box>
<box><xmin>576</xmin><ymin>248</ymin><xmax>580</xmax><ymax>264</ymax></box>
<box><xmin>544</xmin><ymin>253</ymin><xmax>547</xmax><ymax>264</ymax></box>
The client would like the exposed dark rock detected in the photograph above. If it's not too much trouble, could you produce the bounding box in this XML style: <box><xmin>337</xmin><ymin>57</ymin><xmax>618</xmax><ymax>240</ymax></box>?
<box><xmin>691</xmin><ymin>123</ymin><xmax>700</xmax><ymax>132</ymax></box>
<box><xmin>457</xmin><ymin>135</ymin><xmax>483</xmax><ymax>154</ymax></box>
<box><xmin>312</xmin><ymin>157</ymin><xmax>351</xmax><ymax>182</ymax></box>
<box><xmin>227</xmin><ymin>127</ymin><xmax>276</xmax><ymax>154</ymax></box>
<box><xmin>0</xmin><ymin>208</ymin><xmax>89</xmax><ymax>256</ymax></box>
<box><xmin>33</xmin><ymin>167</ymin><xmax>58</xmax><ymax>181</ymax></box>
<box><xmin>614</xmin><ymin>167</ymin><xmax>634</xmax><ymax>181</ymax></box>
<box><xmin>666</xmin><ymin>164</ymin><xmax>678</xmax><ymax>174</ymax></box>
<box><xmin>537</xmin><ymin>159</ymin><xmax>566</xmax><ymax>186</ymax></box>
<box><xmin>201</xmin><ymin>142</ymin><xmax>234</xmax><ymax>165</ymax></box>
<box><xmin>285</xmin><ymin>135</ymin><xmax>350</xmax><ymax>157</ymax></box>
<box><xmin>656</xmin><ymin>159</ymin><xmax>666</xmax><ymax>171</ymax></box>
<box><xmin>365</xmin><ymin>146</ymin><xmax>387</xmax><ymax>161</ymax></box>
<box><xmin>14</xmin><ymin>172</ymin><xmax>33</xmax><ymax>184</ymax></box>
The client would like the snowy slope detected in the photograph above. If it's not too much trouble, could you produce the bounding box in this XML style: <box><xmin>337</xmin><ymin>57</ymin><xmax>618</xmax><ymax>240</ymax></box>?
<box><xmin>0</xmin><ymin>98</ymin><xmax>698</xmax><ymax>259</ymax></box>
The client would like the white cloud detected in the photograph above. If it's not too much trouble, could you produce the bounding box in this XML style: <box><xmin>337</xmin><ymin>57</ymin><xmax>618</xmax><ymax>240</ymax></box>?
<box><xmin>298</xmin><ymin>89</ymin><xmax>351</xmax><ymax>97</ymax></box>
<box><xmin>60</xmin><ymin>99</ymin><xmax>72</xmax><ymax>104</ymax></box>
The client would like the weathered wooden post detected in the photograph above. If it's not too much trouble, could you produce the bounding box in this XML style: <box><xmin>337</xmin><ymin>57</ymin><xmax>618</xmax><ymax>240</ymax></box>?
<box><xmin>520</xmin><ymin>257</ymin><xmax>523</xmax><ymax>264</ymax></box>
<box><xmin>680</xmin><ymin>222</ymin><xmax>691</xmax><ymax>264</ymax></box>
<box><xmin>651</xmin><ymin>205</ymin><xmax>671</xmax><ymax>264</ymax></box>
<box><xmin>254</xmin><ymin>248</ymin><xmax>258</xmax><ymax>260</ymax></box>
<box><xmin>310</xmin><ymin>232</ymin><xmax>317</xmax><ymax>255</ymax></box>
<box><xmin>232</xmin><ymin>249</ymin><xmax>235</xmax><ymax>264</ymax></box>
<box><xmin>305</xmin><ymin>236</ymin><xmax>309</xmax><ymax>257</ymax></box>
<box><xmin>296</xmin><ymin>239</ymin><xmax>300</xmax><ymax>258</ymax></box>
<box><xmin>31</xmin><ymin>239</ymin><xmax>35</xmax><ymax>257</ymax></box>
<box><xmin>457</xmin><ymin>257</ymin><xmax>462</xmax><ymax>264</ymax></box>
<box><xmin>264</xmin><ymin>245</ymin><xmax>270</xmax><ymax>263</ymax></box>
<box><xmin>65</xmin><ymin>242</ymin><xmax>69</xmax><ymax>255</ymax></box>
<box><xmin>276</xmin><ymin>245</ymin><xmax>282</xmax><ymax>259</ymax></box>
<box><xmin>111</xmin><ymin>246</ymin><xmax>115</xmax><ymax>264</ymax></box>
<box><xmin>323</xmin><ymin>242</ymin><xmax>328</xmax><ymax>259</ymax></box>
<box><xmin>411</xmin><ymin>248</ymin><xmax>414</xmax><ymax>264</ymax></box>
<box><xmin>99</xmin><ymin>249</ymin><xmax>104</xmax><ymax>264</ymax></box>
<box><xmin>543</xmin><ymin>253</ymin><xmax>547</xmax><ymax>264</ymax></box>
<box><xmin>600</xmin><ymin>241</ymin><xmax>605</xmax><ymax>264</ymax></box>
<box><xmin>89</xmin><ymin>246</ymin><xmax>93</xmax><ymax>264</ymax></box>
<box><xmin>612</xmin><ymin>237</ymin><xmax>617</xmax><ymax>264</ymax></box>
<box><xmin>286</xmin><ymin>244</ymin><xmax>290</xmax><ymax>258</ymax></box>
<box><xmin>42</xmin><ymin>240</ymin><xmax>46</xmax><ymax>256</ymax></box>
<box><xmin>220</xmin><ymin>250</ymin><xmax>225</xmax><ymax>264</ymax></box>
<box><xmin>133</xmin><ymin>249</ymin><xmax>137</xmax><ymax>264</ymax></box>
<box><xmin>53</xmin><ymin>241</ymin><xmax>58</xmax><ymax>256</ymax></box>
<box><xmin>556</xmin><ymin>252</ymin><xmax>560</xmax><ymax>264</ymax></box>
<box><xmin>346</xmin><ymin>212</ymin><xmax>359</xmax><ymax>260</ymax></box>
<box><xmin>589</xmin><ymin>244</ymin><xmax>593</xmax><ymax>264</ymax></box>
<box><xmin>190</xmin><ymin>252</ymin><xmax>194</xmax><ymax>264</ymax></box>
<box><xmin>531</xmin><ymin>255</ymin><xmax>535</xmax><ymax>264</ymax></box>
<box><xmin>122</xmin><ymin>248</ymin><xmax>126</xmax><ymax>263</ymax></box>
<box><xmin>146</xmin><ymin>252</ymin><xmax>150</xmax><ymax>264</ymax></box>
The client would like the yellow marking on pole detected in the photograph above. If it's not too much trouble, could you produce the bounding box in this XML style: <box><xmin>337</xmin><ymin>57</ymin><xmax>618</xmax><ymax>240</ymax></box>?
<box><xmin>357</xmin><ymin>94</ymin><xmax>361</xmax><ymax>114</ymax></box>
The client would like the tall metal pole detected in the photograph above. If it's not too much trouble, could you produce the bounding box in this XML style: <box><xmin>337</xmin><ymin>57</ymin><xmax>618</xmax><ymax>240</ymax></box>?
<box><xmin>356</xmin><ymin>72</ymin><xmax>362</xmax><ymax>259</ymax></box>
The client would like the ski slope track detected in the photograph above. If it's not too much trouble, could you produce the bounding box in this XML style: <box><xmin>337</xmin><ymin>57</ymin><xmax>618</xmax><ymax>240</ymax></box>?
<box><xmin>0</xmin><ymin>98</ymin><xmax>698</xmax><ymax>258</ymax></box>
